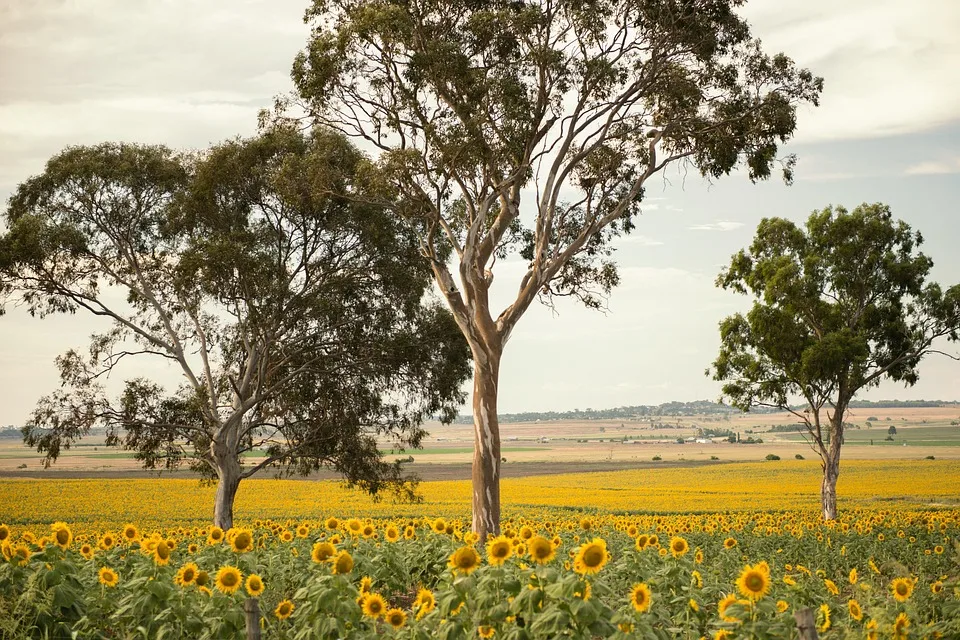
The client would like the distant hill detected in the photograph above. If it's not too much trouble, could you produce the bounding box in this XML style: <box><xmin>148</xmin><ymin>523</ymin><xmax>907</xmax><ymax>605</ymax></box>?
<box><xmin>451</xmin><ymin>399</ymin><xmax>960</xmax><ymax>424</ymax></box>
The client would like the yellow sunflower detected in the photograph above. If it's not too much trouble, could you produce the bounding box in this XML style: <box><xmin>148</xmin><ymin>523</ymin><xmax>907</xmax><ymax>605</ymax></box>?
<box><xmin>816</xmin><ymin>603</ymin><xmax>830</xmax><ymax>633</ymax></box>
<box><xmin>346</xmin><ymin>519</ymin><xmax>363</xmax><ymax>536</ymax></box>
<box><xmin>230</xmin><ymin>529</ymin><xmax>254</xmax><ymax>553</ymax></box>
<box><xmin>573</xmin><ymin>538</ymin><xmax>609</xmax><ymax>575</ymax></box>
<box><xmin>312</xmin><ymin>541</ymin><xmax>336</xmax><ymax>564</ymax></box>
<box><xmin>669</xmin><ymin>536</ymin><xmax>689</xmax><ymax>558</ymax></box>
<box><xmin>486</xmin><ymin>535</ymin><xmax>513</xmax><ymax>566</ymax></box>
<box><xmin>207</xmin><ymin>527</ymin><xmax>224</xmax><ymax>545</ymax></box>
<box><xmin>215</xmin><ymin>566</ymin><xmax>243</xmax><ymax>594</ymax></box>
<box><xmin>245</xmin><ymin>574</ymin><xmax>264</xmax><ymax>597</ymax></box>
<box><xmin>332</xmin><ymin>550</ymin><xmax>354</xmax><ymax>574</ymax></box>
<box><xmin>12</xmin><ymin>544</ymin><xmax>31</xmax><ymax>567</ymax></box>
<box><xmin>51</xmin><ymin>522</ymin><xmax>72</xmax><ymax>549</ymax></box>
<box><xmin>0</xmin><ymin>524</ymin><xmax>8</xmax><ymax>543</ymax></box>
<box><xmin>79</xmin><ymin>544</ymin><xmax>94</xmax><ymax>560</ymax></box>
<box><xmin>94</xmin><ymin>566</ymin><xmax>117</xmax><ymax>588</ymax></box>
<box><xmin>478</xmin><ymin>625</ymin><xmax>495</xmax><ymax>638</ymax></box>
<box><xmin>723</xmin><ymin>537</ymin><xmax>737</xmax><ymax>549</ymax></box>
<box><xmin>153</xmin><ymin>540</ymin><xmax>172</xmax><ymax>566</ymax></box>
<box><xmin>890</xmin><ymin>577</ymin><xmax>913</xmax><ymax>602</ymax></box>
<box><xmin>120</xmin><ymin>523</ymin><xmax>139</xmax><ymax>544</ymax></box>
<box><xmin>776</xmin><ymin>600</ymin><xmax>789</xmax><ymax>613</ymax></box>
<box><xmin>736</xmin><ymin>563</ymin><xmax>771</xmax><ymax>600</ymax></box>
<box><xmin>847</xmin><ymin>599</ymin><xmax>862</xmax><ymax>621</ymax></box>
<box><xmin>384</xmin><ymin>524</ymin><xmax>400</xmax><ymax>543</ymax></box>
<box><xmin>296</xmin><ymin>524</ymin><xmax>309</xmax><ymax>538</ymax></box>
<box><xmin>448</xmin><ymin>546</ymin><xmax>481</xmax><ymax>575</ymax></box>
<box><xmin>195</xmin><ymin>570</ymin><xmax>210</xmax><ymax>587</ymax></box>
<box><xmin>275</xmin><ymin>599</ymin><xmax>294</xmax><ymax>620</ymax></box>
<box><xmin>824</xmin><ymin>579</ymin><xmax>839</xmax><ymax>595</ymax></box>
<box><xmin>362</xmin><ymin>592</ymin><xmax>387</xmax><ymax>618</ymax></box>
<box><xmin>527</xmin><ymin>536</ymin><xmax>556</xmax><ymax>565</ymax></box>
<box><xmin>325</xmin><ymin>517</ymin><xmax>339</xmax><ymax>530</ymax></box>
<box><xmin>635</xmin><ymin>534</ymin><xmax>649</xmax><ymax>550</ymax></box>
<box><xmin>386</xmin><ymin>608</ymin><xmax>407</xmax><ymax>629</ymax></box>
<box><xmin>98</xmin><ymin>533</ymin><xmax>116</xmax><ymax>551</ymax></box>
<box><xmin>175</xmin><ymin>562</ymin><xmax>199</xmax><ymax>586</ymax></box>
<box><xmin>718</xmin><ymin>593</ymin><xmax>741</xmax><ymax>623</ymax></box>
<box><xmin>630</xmin><ymin>583</ymin><xmax>652</xmax><ymax>613</ymax></box>
<box><xmin>432</xmin><ymin>518</ymin><xmax>447</xmax><ymax>534</ymax></box>
<box><xmin>892</xmin><ymin>612</ymin><xmax>909</xmax><ymax>639</ymax></box>
<box><xmin>414</xmin><ymin>588</ymin><xmax>436</xmax><ymax>619</ymax></box>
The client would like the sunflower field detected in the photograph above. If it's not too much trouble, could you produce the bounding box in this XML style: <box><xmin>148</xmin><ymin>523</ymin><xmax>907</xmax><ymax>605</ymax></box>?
<box><xmin>1</xmin><ymin>461</ymin><xmax>959</xmax><ymax>638</ymax></box>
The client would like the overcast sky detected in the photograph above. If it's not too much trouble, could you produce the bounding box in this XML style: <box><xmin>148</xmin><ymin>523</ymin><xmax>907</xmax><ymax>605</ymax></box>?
<box><xmin>1</xmin><ymin>0</ymin><xmax>959</xmax><ymax>424</ymax></box>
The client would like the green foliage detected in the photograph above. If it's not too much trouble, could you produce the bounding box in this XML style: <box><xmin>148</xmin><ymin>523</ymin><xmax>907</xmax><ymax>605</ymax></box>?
<box><xmin>0</xmin><ymin>129</ymin><xmax>472</xmax><ymax>511</ymax></box>
<box><xmin>284</xmin><ymin>0</ymin><xmax>823</xmax><ymax>316</ymax></box>
<box><xmin>711</xmin><ymin>203</ymin><xmax>960</xmax><ymax>471</ymax></box>
<box><xmin>765</xmin><ymin>454</ymin><xmax>781</xmax><ymax>461</ymax></box>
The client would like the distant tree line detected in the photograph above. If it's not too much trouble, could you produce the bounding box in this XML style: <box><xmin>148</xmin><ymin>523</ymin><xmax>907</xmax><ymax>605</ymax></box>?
<box><xmin>451</xmin><ymin>398</ymin><xmax>960</xmax><ymax>425</ymax></box>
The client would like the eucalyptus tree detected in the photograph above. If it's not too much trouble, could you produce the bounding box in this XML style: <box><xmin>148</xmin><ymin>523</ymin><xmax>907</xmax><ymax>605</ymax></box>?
<box><xmin>284</xmin><ymin>0</ymin><xmax>823</xmax><ymax>537</ymax></box>
<box><xmin>0</xmin><ymin>128</ymin><xmax>471</xmax><ymax>529</ymax></box>
<box><xmin>711</xmin><ymin>203</ymin><xmax>960</xmax><ymax>519</ymax></box>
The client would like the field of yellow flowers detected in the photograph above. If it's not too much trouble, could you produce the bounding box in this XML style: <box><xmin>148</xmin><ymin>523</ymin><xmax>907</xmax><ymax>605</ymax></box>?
<box><xmin>1</xmin><ymin>460</ymin><xmax>959</xmax><ymax>638</ymax></box>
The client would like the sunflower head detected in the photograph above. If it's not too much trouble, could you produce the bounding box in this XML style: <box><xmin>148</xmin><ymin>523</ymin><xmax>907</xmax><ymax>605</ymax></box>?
<box><xmin>98</xmin><ymin>566</ymin><xmax>119</xmax><ymax>587</ymax></box>
<box><xmin>231</xmin><ymin>529</ymin><xmax>253</xmax><ymax>553</ymax></box>
<box><xmin>670</xmin><ymin>536</ymin><xmax>689</xmax><ymax>557</ymax></box>
<box><xmin>448</xmin><ymin>546</ymin><xmax>481</xmax><ymax>575</ymax></box>
<box><xmin>51</xmin><ymin>522</ymin><xmax>73</xmax><ymax>549</ymax></box>
<box><xmin>332</xmin><ymin>550</ymin><xmax>354</xmax><ymax>574</ymax></box>
<box><xmin>630</xmin><ymin>583</ymin><xmax>651</xmax><ymax>613</ymax></box>
<box><xmin>848</xmin><ymin>599</ymin><xmax>863</xmax><ymax>621</ymax></box>
<box><xmin>362</xmin><ymin>593</ymin><xmax>387</xmax><ymax>618</ymax></box>
<box><xmin>573</xmin><ymin>538</ymin><xmax>609</xmax><ymax>575</ymax></box>
<box><xmin>891</xmin><ymin>577</ymin><xmax>914</xmax><ymax>602</ymax></box>
<box><xmin>486</xmin><ymin>536</ymin><xmax>513</xmax><ymax>566</ymax></box>
<box><xmin>215</xmin><ymin>566</ymin><xmax>243</xmax><ymax>594</ymax></box>
<box><xmin>414</xmin><ymin>588</ymin><xmax>436</xmax><ymax>619</ymax></box>
<box><xmin>386</xmin><ymin>608</ymin><xmax>407</xmax><ymax>629</ymax></box>
<box><xmin>275</xmin><ymin>599</ymin><xmax>295</xmax><ymax>620</ymax></box>
<box><xmin>527</xmin><ymin>536</ymin><xmax>555</xmax><ymax>565</ymax></box>
<box><xmin>312</xmin><ymin>541</ymin><xmax>336</xmax><ymax>564</ymax></box>
<box><xmin>245</xmin><ymin>574</ymin><xmax>265</xmax><ymax>597</ymax></box>
<box><xmin>736</xmin><ymin>563</ymin><xmax>771</xmax><ymax>601</ymax></box>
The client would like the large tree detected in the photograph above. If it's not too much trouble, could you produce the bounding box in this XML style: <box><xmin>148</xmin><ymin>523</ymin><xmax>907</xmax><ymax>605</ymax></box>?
<box><xmin>283</xmin><ymin>0</ymin><xmax>823</xmax><ymax>537</ymax></box>
<box><xmin>0</xmin><ymin>127</ymin><xmax>471</xmax><ymax>529</ymax></box>
<box><xmin>710</xmin><ymin>203</ymin><xmax>960</xmax><ymax>519</ymax></box>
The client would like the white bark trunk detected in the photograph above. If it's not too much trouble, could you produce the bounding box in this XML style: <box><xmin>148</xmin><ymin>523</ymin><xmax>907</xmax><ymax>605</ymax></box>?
<box><xmin>212</xmin><ymin>438</ymin><xmax>242</xmax><ymax>530</ymax></box>
<box><xmin>471</xmin><ymin>353</ymin><xmax>501</xmax><ymax>541</ymax></box>
<box><xmin>821</xmin><ymin>456</ymin><xmax>839</xmax><ymax>521</ymax></box>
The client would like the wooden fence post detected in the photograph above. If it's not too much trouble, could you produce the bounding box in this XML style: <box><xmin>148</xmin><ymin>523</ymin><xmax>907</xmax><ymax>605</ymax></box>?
<box><xmin>794</xmin><ymin>607</ymin><xmax>819</xmax><ymax>640</ymax></box>
<box><xmin>244</xmin><ymin>597</ymin><xmax>261</xmax><ymax>640</ymax></box>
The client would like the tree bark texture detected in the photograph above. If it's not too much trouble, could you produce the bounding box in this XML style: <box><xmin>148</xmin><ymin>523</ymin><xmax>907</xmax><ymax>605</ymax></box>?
<box><xmin>471</xmin><ymin>352</ymin><xmax>502</xmax><ymax>542</ymax></box>
<box><xmin>821</xmin><ymin>455</ymin><xmax>839</xmax><ymax>521</ymax></box>
<box><xmin>214</xmin><ymin>461</ymin><xmax>242</xmax><ymax>530</ymax></box>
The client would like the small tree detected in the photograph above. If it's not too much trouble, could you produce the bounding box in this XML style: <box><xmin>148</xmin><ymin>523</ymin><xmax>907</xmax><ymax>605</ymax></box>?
<box><xmin>888</xmin><ymin>425</ymin><xmax>897</xmax><ymax>435</ymax></box>
<box><xmin>1</xmin><ymin>129</ymin><xmax>471</xmax><ymax>529</ymax></box>
<box><xmin>286</xmin><ymin>0</ymin><xmax>823</xmax><ymax>538</ymax></box>
<box><xmin>710</xmin><ymin>203</ymin><xmax>960</xmax><ymax>519</ymax></box>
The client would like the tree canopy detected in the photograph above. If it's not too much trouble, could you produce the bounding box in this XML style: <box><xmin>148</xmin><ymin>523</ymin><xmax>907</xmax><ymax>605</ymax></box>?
<box><xmin>284</xmin><ymin>0</ymin><xmax>823</xmax><ymax>537</ymax></box>
<box><xmin>711</xmin><ymin>203</ymin><xmax>960</xmax><ymax>518</ymax></box>
<box><xmin>0</xmin><ymin>127</ymin><xmax>472</xmax><ymax>528</ymax></box>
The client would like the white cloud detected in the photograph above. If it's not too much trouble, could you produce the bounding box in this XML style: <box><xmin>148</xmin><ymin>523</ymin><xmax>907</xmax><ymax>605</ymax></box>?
<box><xmin>688</xmin><ymin>221</ymin><xmax>745</xmax><ymax>232</ymax></box>
<box><xmin>740</xmin><ymin>0</ymin><xmax>960</xmax><ymax>142</ymax></box>
<box><xmin>617</xmin><ymin>234</ymin><xmax>664</xmax><ymax>246</ymax></box>
<box><xmin>904</xmin><ymin>158</ymin><xmax>960</xmax><ymax>175</ymax></box>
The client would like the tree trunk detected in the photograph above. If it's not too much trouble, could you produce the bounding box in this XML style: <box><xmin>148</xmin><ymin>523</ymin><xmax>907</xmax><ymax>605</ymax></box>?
<box><xmin>821</xmin><ymin>455</ymin><xmax>839</xmax><ymax>521</ymax></box>
<box><xmin>471</xmin><ymin>351</ymin><xmax>502</xmax><ymax>541</ymax></box>
<box><xmin>214</xmin><ymin>459</ymin><xmax>242</xmax><ymax>530</ymax></box>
